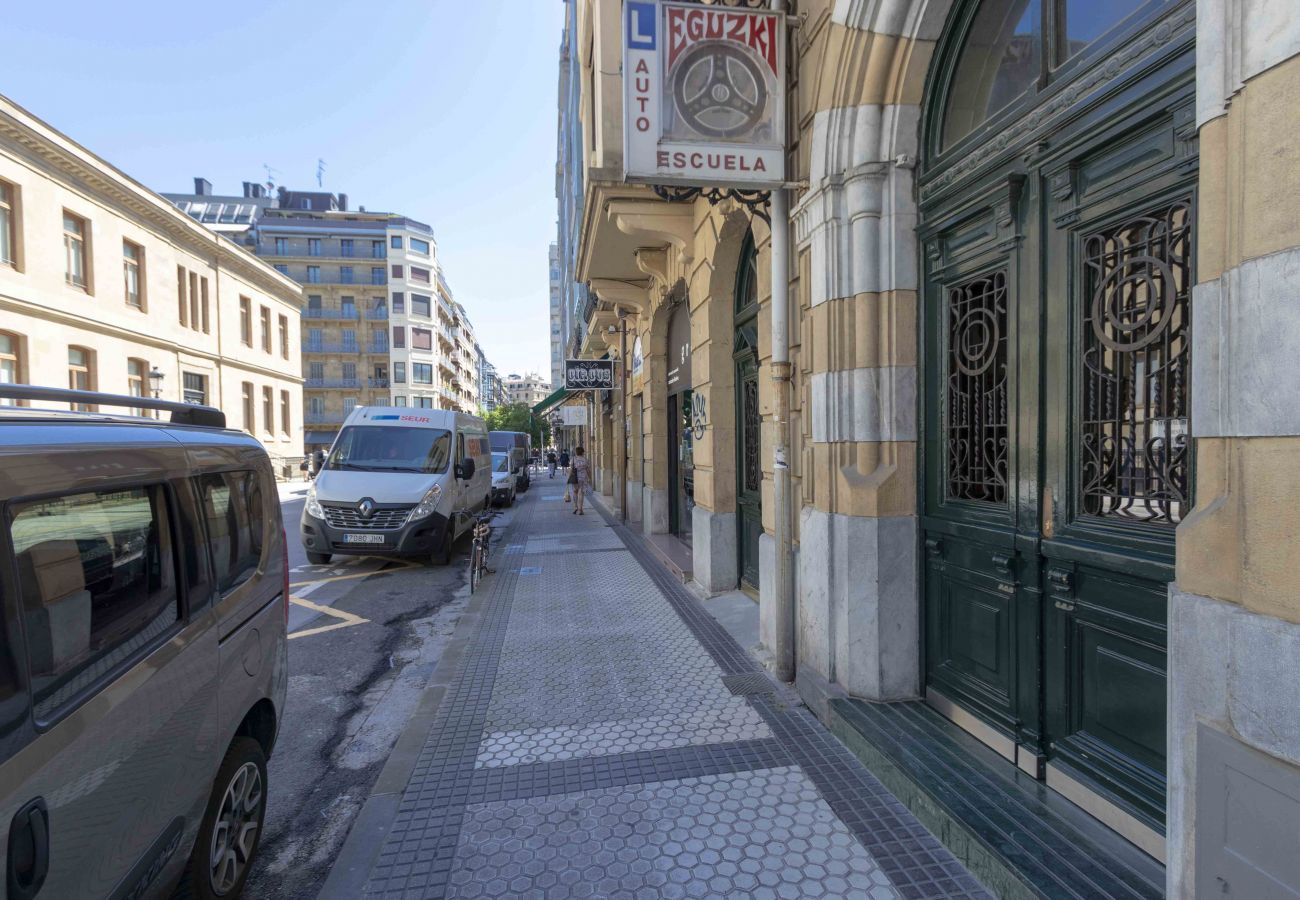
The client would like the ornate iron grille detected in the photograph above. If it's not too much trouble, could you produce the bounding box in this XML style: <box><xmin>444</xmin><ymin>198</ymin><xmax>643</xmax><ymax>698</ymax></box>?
<box><xmin>946</xmin><ymin>270</ymin><xmax>1010</xmax><ymax>504</ymax></box>
<box><xmin>743</xmin><ymin>377</ymin><xmax>761</xmax><ymax>493</ymax></box>
<box><xmin>1080</xmin><ymin>199</ymin><xmax>1192</xmax><ymax>524</ymax></box>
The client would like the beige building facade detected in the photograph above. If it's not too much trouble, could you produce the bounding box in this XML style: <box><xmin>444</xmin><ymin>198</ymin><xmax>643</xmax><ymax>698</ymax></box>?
<box><xmin>0</xmin><ymin>96</ymin><xmax>303</xmax><ymax>467</ymax></box>
<box><xmin>565</xmin><ymin>0</ymin><xmax>1300</xmax><ymax>893</ymax></box>
<box><xmin>505</xmin><ymin>371</ymin><xmax>551</xmax><ymax>408</ymax></box>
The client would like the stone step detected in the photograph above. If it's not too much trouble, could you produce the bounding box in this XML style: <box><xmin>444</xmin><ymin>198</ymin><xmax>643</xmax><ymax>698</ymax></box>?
<box><xmin>827</xmin><ymin>697</ymin><xmax>1166</xmax><ymax>900</ymax></box>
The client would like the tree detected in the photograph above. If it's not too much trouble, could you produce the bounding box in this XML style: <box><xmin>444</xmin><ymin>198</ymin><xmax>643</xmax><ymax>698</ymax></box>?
<box><xmin>484</xmin><ymin>403</ymin><xmax>550</xmax><ymax>447</ymax></box>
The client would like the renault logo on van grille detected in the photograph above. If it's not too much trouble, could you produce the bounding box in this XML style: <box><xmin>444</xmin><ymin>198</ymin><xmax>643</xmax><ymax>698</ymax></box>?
<box><xmin>358</xmin><ymin>498</ymin><xmax>376</xmax><ymax>519</ymax></box>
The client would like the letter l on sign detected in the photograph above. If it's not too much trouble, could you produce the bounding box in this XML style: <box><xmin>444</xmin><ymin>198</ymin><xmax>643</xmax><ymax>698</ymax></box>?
<box><xmin>627</xmin><ymin>1</ymin><xmax>656</xmax><ymax>50</ymax></box>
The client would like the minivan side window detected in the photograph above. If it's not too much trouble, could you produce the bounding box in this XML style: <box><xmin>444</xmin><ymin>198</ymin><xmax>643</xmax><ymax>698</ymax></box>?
<box><xmin>11</xmin><ymin>486</ymin><xmax>178</xmax><ymax>719</ymax></box>
<box><xmin>0</xmin><ymin>584</ymin><xmax>29</xmax><ymax>763</ymax></box>
<box><xmin>199</xmin><ymin>471</ymin><xmax>266</xmax><ymax>596</ymax></box>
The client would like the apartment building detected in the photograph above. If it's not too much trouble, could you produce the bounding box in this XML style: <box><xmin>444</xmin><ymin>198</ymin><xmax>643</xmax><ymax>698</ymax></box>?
<box><xmin>504</xmin><ymin>372</ymin><xmax>550</xmax><ymax>408</ymax></box>
<box><xmin>0</xmin><ymin>95</ymin><xmax>303</xmax><ymax>466</ymax></box>
<box><xmin>548</xmin><ymin>242</ymin><xmax>563</xmax><ymax>389</ymax></box>
<box><xmin>478</xmin><ymin>353</ymin><xmax>506</xmax><ymax>412</ymax></box>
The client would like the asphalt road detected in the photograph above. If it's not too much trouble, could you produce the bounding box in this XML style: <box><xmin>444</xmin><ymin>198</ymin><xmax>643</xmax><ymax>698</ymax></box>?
<box><xmin>236</xmin><ymin>491</ymin><xmax>522</xmax><ymax>899</ymax></box>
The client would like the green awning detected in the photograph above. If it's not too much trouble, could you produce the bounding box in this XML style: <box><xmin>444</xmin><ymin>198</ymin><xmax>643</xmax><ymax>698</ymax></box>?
<box><xmin>533</xmin><ymin>387</ymin><xmax>569</xmax><ymax>417</ymax></box>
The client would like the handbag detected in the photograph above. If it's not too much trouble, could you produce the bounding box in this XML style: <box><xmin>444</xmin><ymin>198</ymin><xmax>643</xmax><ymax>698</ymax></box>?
<box><xmin>564</xmin><ymin>488</ymin><xmax>572</xmax><ymax>503</ymax></box>
<box><xmin>567</xmin><ymin>466</ymin><xmax>578</xmax><ymax>485</ymax></box>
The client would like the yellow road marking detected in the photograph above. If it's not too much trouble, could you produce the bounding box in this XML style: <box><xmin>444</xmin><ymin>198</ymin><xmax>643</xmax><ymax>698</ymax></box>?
<box><xmin>290</xmin><ymin>559</ymin><xmax>421</xmax><ymax>588</ymax></box>
<box><xmin>288</xmin><ymin>595</ymin><xmax>370</xmax><ymax>640</ymax></box>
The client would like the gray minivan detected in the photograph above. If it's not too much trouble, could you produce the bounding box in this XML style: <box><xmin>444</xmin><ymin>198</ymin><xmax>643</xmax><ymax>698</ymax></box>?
<box><xmin>0</xmin><ymin>385</ymin><xmax>287</xmax><ymax>900</ymax></box>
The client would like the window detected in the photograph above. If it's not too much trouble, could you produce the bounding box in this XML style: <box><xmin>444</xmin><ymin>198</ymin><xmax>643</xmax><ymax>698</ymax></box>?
<box><xmin>240</xmin><ymin>297</ymin><xmax>252</xmax><ymax>346</ymax></box>
<box><xmin>343</xmin><ymin>397</ymin><xmax>358</xmax><ymax>415</ymax></box>
<box><xmin>410</xmin><ymin>266</ymin><xmax>431</xmax><ymax>284</ymax></box>
<box><xmin>412</xmin><ymin>294</ymin><xmax>431</xmax><ymax>317</ymax></box>
<box><xmin>410</xmin><ymin>237</ymin><xmax>430</xmax><ymax>255</ymax></box>
<box><xmin>1</xmin><ymin>180</ymin><xmax>18</xmax><ymax>268</ymax></box>
<box><xmin>393</xmin><ymin>325</ymin><xmax>406</xmax><ymax>349</ymax></box>
<box><xmin>341</xmin><ymin>296</ymin><xmax>357</xmax><ymax>317</ymax></box>
<box><xmin>1</xmin><ymin>332</ymin><xmax>22</xmax><ymax>404</ymax></box>
<box><xmin>309</xmin><ymin>361</ymin><xmax>324</xmax><ymax>380</ymax></box>
<box><xmin>340</xmin><ymin>266</ymin><xmax>354</xmax><ymax>284</ymax></box>
<box><xmin>942</xmin><ymin>0</ymin><xmax>1040</xmax><ymax>149</ymax></box>
<box><xmin>342</xmin><ymin>362</ymin><xmax>357</xmax><ymax>382</ymax></box>
<box><xmin>371</xmin><ymin>267</ymin><xmax>384</xmax><ymax>284</ymax></box>
<box><xmin>390</xmin><ymin>236</ymin><xmax>402</xmax><ymax>250</ymax></box>
<box><xmin>413</xmin><ymin>363</ymin><xmax>433</xmax><ymax>384</ymax></box>
<box><xmin>67</xmin><ymin>347</ymin><xmax>94</xmax><ymax>410</ymax></box>
<box><xmin>342</xmin><ymin>329</ymin><xmax>357</xmax><ymax>350</ymax></box>
<box><xmin>12</xmin><ymin>486</ymin><xmax>179</xmax><ymax>719</ymax></box>
<box><xmin>372</xmin><ymin>240</ymin><xmax>385</xmax><ymax>258</ymax></box>
<box><xmin>260</xmin><ymin>306</ymin><xmax>272</xmax><ymax>352</ymax></box>
<box><xmin>275</xmin><ymin>237</ymin><xmax>288</xmax><ymax>255</ymax></box>
<box><xmin>307</xmin><ymin>327</ymin><xmax>323</xmax><ymax>349</ymax></box>
<box><xmin>280</xmin><ymin>390</ymin><xmax>291</xmax><ymax>434</ymax></box>
<box><xmin>394</xmin><ymin>395</ymin><xmax>407</xmax><ymax>406</ymax></box>
<box><xmin>242</xmin><ymin>382</ymin><xmax>254</xmax><ymax>431</ymax></box>
<box><xmin>189</xmin><ymin>272</ymin><xmax>199</xmax><ymax>330</ymax></box>
<box><xmin>308</xmin><ymin>396</ymin><xmax>324</xmax><ymax>415</ymax></box>
<box><xmin>182</xmin><ymin>371</ymin><xmax>207</xmax><ymax>405</ymax></box>
<box><xmin>279</xmin><ymin>314</ymin><xmax>290</xmax><ymax>359</ymax></box>
<box><xmin>127</xmin><ymin>358</ymin><xmax>147</xmax><ymax>414</ymax></box>
<box><xmin>63</xmin><ymin>212</ymin><xmax>88</xmax><ymax>290</ymax></box>
<box><xmin>392</xmin><ymin>292</ymin><xmax>405</xmax><ymax>314</ymax></box>
<box><xmin>391</xmin><ymin>265</ymin><xmax>403</xmax><ymax>279</ymax></box>
<box><xmin>394</xmin><ymin>362</ymin><xmax>406</xmax><ymax>383</ymax></box>
<box><xmin>198</xmin><ymin>471</ymin><xmax>266</xmax><ymax>596</ymax></box>
<box><xmin>262</xmin><ymin>386</ymin><xmax>274</xmax><ymax>433</ymax></box>
<box><xmin>200</xmin><ymin>276</ymin><xmax>210</xmax><ymax>333</ymax></box>
<box><xmin>307</xmin><ymin>238</ymin><xmax>321</xmax><ymax>257</ymax></box>
<box><xmin>416</xmin><ymin>396</ymin><xmax>434</xmax><ymax>409</ymax></box>
<box><xmin>122</xmin><ymin>240</ymin><xmax>144</xmax><ymax>308</ymax></box>
<box><xmin>177</xmin><ymin>266</ymin><xmax>187</xmax><ymax>326</ymax></box>
<box><xmin>341</xmin><ymin>239</ymin><xmax>354</xmax><ymax>257</ymax></box>
<box><xmin>412</xmin><ymin>328</ymin><xmax>432</xmax><ymax>351</ymax></box>
<box><xmin>306</xmin><ymin>266</ymin><xmax>320</xmax><ymax>283</ymax></box>
<box><xmin>307</xmin><ymin>294</ymin><xmax>322</xmax><ymax>311</ymax></box>
<box><xmin>274</xmin><ymin>264</ymin><xmax>288</xmax><ymax>275</ymax></box>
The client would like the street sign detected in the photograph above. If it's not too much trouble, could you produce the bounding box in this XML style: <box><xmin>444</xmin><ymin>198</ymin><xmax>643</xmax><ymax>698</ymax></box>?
<box><xmin>623</xmin><ymin>0</ymin><xmax>786</xmax><ymax>188</ymax></box>
<box><xmin>565</xmin><ymin>359</ymin><xmax>615</xmax><ymax>391</ymax></box>
<box><xmin>561</xmin><ymin>406</ymin><xmax>588</xmax><ymax>426</ymax></box>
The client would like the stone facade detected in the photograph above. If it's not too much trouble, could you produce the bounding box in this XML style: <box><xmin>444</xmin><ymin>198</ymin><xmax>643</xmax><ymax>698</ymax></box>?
<box><xmin>0</xmin><ymin>96</ymin><xmax>303</xmax><ymax>465</ymax></box>
<box><xmin>561</xmin><ymin>0</ymin><xmax>1300</xmax><ymax>891</ymax></box>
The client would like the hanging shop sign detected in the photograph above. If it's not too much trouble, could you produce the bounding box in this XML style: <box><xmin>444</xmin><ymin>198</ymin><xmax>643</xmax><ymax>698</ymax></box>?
<box><xmin>561</xmin><ymin>405</ymin><xmax>588</xmax><ymax>426</ymax></box>
<box><xmin>631</xmin><ymin>335</ymin><xmax>644</xmax><ymax>378</ymax></box>
<box><xmin>565</xmin><ymin>359</ymin><xmax>616</xmax><ymax>391</ymax></box>
<box><xmin>623</xmin><ymin>0</ymin><xmax>785</xmax><ymax>188</ymax></box>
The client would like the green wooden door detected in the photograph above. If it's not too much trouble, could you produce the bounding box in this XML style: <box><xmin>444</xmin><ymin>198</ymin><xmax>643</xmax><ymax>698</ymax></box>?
<box><xmin>920</xmin><ymin>0</ymin><xmax>1195</xmax><ymax>835</ymax></box>
<box><xmin>735</xmin><ymin>233</ymin><xmax>761</xmax><ymax>591</ymax></box>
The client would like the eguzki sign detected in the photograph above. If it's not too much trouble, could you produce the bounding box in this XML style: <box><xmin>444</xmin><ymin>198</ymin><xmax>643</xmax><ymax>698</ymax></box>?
<box><xmin>624</xmin><ymin>1</ymin><xmax>785</xmax><ymax>188</ymax></box>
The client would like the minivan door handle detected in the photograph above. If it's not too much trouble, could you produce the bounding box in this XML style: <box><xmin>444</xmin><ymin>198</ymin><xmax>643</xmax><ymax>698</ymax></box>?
<box><xmin>7</xmin><ymin>797</ymin><xmax>50</xmax><ymax>899</ymax></box>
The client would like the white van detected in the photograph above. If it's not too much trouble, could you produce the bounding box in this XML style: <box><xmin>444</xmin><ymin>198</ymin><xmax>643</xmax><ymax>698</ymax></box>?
<box><xmin>300</xmin><ymin>407</ymin><xmax>492</xmax><ymax>565</ymax></box>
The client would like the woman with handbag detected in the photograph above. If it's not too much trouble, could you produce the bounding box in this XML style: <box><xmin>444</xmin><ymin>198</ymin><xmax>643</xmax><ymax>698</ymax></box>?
<box><xmin>570</xmin><ymin>446</ymin><xmax>590</xmax><ymax>515</ymax></box>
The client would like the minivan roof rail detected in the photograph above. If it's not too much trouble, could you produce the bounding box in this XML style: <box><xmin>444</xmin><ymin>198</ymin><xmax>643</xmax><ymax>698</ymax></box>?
<box><xmin>0</xmin><ymin>384</ymin><xmax>227</xmax><ymax>429</ymax></box>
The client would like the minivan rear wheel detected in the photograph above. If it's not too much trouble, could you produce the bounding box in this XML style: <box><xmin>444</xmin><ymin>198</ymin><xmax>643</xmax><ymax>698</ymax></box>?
<box><xmin>185</xmin><ymin>737</ymin><xmax>267</xmax><ymax>899</ymax></box>
<box><xmin>305</xmin><ymin>550</ymin><xmax>331</xmax><ymax>565</ymax></box>
<box><xmin>432</xmin><ymin>521</ymin><xmax>454</xmax><ymax>566</ymax></box>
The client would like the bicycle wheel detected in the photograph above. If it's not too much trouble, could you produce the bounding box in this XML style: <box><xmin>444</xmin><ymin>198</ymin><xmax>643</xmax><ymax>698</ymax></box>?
<box><xmin>468</xmin><ymin>541</ymin><xmax>481</xmax><ymax>593</ymax></box>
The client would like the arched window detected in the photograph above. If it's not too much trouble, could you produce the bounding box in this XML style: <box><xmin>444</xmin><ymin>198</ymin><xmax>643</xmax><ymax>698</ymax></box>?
<box><xmin>940</xmin><ymin>0</ymin><xmax>1163</xmax><ymax>151</ymax></box>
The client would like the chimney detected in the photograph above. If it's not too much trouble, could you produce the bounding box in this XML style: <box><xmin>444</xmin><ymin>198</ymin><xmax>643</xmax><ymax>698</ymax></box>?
<box><xmin>242</xmin><ymin>181</ymin><xmax>265</xmax><ymax>199</ymax></box>
<box><xmin>194</xmin><ymin>177</ymin><xmax>212</xmax><ymax>196</ymax></box>
<box><xmin>338</xmin><ymin>193</ymin><xmax>348</xmax><ymax>211</ymax></box>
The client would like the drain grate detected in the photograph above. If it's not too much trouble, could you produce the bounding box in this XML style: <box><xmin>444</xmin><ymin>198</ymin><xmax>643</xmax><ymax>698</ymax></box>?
<box><xmin>721</xmin><ymin>672</ymin><xmax>777</xmax><ymax>697</ymax></box>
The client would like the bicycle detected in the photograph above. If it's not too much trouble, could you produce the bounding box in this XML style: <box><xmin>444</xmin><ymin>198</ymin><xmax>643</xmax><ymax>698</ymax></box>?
<box><xmin>468</xmin><ymin>513</ymin><xmax>494</xmax><ymax>593</ymax></box>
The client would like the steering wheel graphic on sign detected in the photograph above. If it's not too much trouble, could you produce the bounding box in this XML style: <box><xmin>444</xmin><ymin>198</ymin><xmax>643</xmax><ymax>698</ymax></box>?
<box><xmin>672</xmin><ymin>43</ymin><xmax>768</xmax><ymax>139</ymax></box>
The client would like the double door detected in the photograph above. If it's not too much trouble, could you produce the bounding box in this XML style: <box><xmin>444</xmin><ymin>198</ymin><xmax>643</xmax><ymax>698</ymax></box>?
<box><xmin>921</xmin><ymin>86</ymin><xmax>1195</xmax><ymax>836</ymax></box>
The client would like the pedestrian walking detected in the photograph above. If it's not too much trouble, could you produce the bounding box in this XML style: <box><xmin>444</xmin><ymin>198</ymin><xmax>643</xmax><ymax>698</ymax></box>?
<box><xmin>546</xmin><ymin>448</ymin><xmax>558</xmax><ymax>478</ymax></box>
<box><xmin>559</xmin><ymin>449</ymin><xmax>570</xmax><ymax>474</ymax></box>
<box><xmin>569</xmin><ymin>446</ymin><xmax>590</xmax><ymax>515</ymax></box>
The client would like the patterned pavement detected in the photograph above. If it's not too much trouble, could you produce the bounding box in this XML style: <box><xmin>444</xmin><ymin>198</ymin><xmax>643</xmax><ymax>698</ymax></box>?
<box><xmin>354</xmin><ymin>479</ymin><xmax>991</xmax><ymax>899</ymax></box>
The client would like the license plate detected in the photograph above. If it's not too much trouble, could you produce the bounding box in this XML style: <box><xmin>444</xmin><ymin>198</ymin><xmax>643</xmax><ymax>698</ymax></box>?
<box><xmin>343</xmin><ymin>533</ymin><xmax>385</xmax><ymax>544</ymax></box>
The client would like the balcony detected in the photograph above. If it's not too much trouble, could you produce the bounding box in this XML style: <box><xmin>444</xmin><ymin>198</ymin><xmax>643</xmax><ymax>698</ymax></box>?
<box><xmin>366</xmin><ymin>307</ymin><xmax>389</xmax><ymax>320</ymax></box>
<box><xmin>305</xmin><ymin>378</ymin><xmax>361</xmax><ymax>389</ymax></box>
<box><xmin>369</xmin><ymin>377</ymin><xmax>390</xmax><ymax>388</ymax></box>
<box><xmin>367</xmin><ymin>339</ymin><xmax>390</xmax><ymax>354</ymax></box>
<box><xmin>305</xmin><ymin>412</ymin><xmax>345</xmax><ymax>424</ymax></box>
<box><xmin>303</xmin><ymin>341</ymin><xmax>363</xmax><ymax>354</ymax></box>
<box><xmin>304</xmin><ymin>308</ymin><xmax>360</xmax><ymax>320</ymax></box>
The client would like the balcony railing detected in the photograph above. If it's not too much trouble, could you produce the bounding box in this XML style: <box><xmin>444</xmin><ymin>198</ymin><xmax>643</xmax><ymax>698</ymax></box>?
<box><xmin>368</xmin><ymin>377</ymin><xmax>390</xmax><ymax>388</ymax></box>
<box><xmin>305</xmin><ymin>412</ymin><xmax>344</xmax><ymax>424</ymax></box>
<box><xmin>305</xmin><ymin>378</ymin><xmax>361</xmax><ymax>389</ymax></box>
<box><xmin>303</xmin><ymin>341</ymin><xmax>363</xmax><ymax>354</ymax></box>
<box><xmin>366</xmin><ymin>307</ymin><xmax>389</xmax><ymax>320</ymax></box>
<box><xmin>367</xmin><ymin>340</ymin><xmax>390</xmax><ymax>354</ymax></box>
<box><xmin>304</xmin><ymin>308</ymin><xmax>360</xmax><ymax>320</ymax></box>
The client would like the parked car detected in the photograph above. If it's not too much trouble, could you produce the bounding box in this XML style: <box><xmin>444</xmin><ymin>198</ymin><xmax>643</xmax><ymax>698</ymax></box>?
<box><xmin>0</xmin><ymin>384</ymin><xmax>288</xmax><ymax>900</ymax></box>
<box><xmin>489</xmin><ymin>431</ymin><xmax>531</xmax><ymax>493</ymax></box>
<box><xmin>490</xmin><ymin>452</ymin><xmax>517</xmax><ymax>507</ymax></box>
<box><xmin>302</xmin><ymin>406</ymin><xmax>492</xmax><ymax>566</ymax></box>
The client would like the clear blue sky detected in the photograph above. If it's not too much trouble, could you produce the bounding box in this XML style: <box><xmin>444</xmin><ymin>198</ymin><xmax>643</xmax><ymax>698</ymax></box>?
<box><xmin>0</xmin><ymin>0</ymin><xmax>564</xmax><ymax>378</ymax></box>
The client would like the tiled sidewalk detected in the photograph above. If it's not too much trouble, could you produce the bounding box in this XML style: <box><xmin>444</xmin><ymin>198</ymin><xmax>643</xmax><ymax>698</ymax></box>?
<box><xmin>338</xmin><ymin>479</ymin><xmax>990</xmax><ymax>899</ymax></box>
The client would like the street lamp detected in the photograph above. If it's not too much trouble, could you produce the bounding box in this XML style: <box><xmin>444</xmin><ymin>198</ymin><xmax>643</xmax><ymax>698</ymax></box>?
<box><xmin>148</xmin><ymin>366</ymin><xmax>165</xmax><ymax>398</ymax></box>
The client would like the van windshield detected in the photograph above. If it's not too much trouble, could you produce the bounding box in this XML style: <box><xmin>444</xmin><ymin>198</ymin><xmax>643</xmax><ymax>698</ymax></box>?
<box><xmin>327</xmin><ymin>426</ymin><xmax>452</xmax><ymax>474</ymax></box>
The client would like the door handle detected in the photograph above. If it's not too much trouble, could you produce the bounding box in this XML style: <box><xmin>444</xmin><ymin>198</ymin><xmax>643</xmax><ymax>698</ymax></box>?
<box><xmin>7</xmin><ymin>797</ymin><xmax>50</xmax><ymax>900</ymax></box>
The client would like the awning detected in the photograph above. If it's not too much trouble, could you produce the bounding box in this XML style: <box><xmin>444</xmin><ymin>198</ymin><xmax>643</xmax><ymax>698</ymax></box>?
<box><xmin>304</xmin><ymin>430</ymin><xmax>338</xmax><ymax>444</ymax></box>
<box><xmin>533</xmin><ymin>388</ymin><xmax>570</xmax><ymax>417</ymax></box>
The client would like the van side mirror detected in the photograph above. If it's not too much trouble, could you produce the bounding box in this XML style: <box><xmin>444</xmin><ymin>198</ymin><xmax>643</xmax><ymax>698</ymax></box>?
<box><xmin>457</xmin><ymin>457</ymin><xmax>476</xmax><ymax>480</ymax></box>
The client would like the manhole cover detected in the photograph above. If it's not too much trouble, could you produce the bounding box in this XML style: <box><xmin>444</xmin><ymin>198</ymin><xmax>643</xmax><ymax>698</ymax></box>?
<box><xmin>721</xmin><ymin>672</ymin><xmax>776</xmax><ymax>696</ymax></box>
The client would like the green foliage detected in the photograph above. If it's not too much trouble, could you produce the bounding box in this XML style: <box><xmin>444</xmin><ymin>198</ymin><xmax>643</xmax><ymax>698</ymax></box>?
<box><xmin>484</xmin><ymin>403</ymin><xmax>551</xmax><ymax>448</ymax></box>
